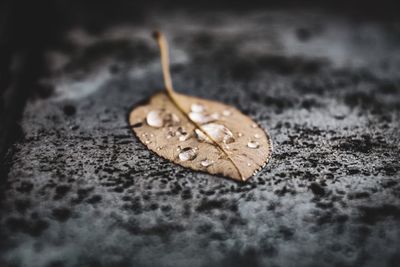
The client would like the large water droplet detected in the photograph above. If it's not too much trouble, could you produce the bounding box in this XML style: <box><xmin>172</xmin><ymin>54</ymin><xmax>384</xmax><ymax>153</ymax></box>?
<box><xmin>203</xmin><ymin>123</ymin><xmax>235</xmax><ymax>144</ymax></box>
<box><xmin>195</xmin><ymin>123</ymin><xmax>235</xmax><ymax>144</ymax></box>
<box><xmin>146</xmin><ymin>110</ymin><xmax>179</xmax><ymax>128</ymax></box>
<box><xmin>189</xmin><ymin>112</ymin><xmax>218</xmax><ymax>124</ymax></box>
<box><xmin>247</xmin><ymin>141</ymin><xmax>259</xmax><ymax>149</ymax></box>
<box><xmin>179</xmin><ymin>147</ymin><xmax>198</xmax><ymax>161</ymax></box>
<box><xmin>201</xmin><ymin>159</ymin><xmax>214</xmax><ymax>167</ymax></box>
<box><xmin>146</xmin><ymin>110</ymin><xmax>164</xmax><ymax>128</ymax></box>
<box><xmin>191</xmin><ymin>103</ymin><xmax>205</xmax><ymax>113</ymax></box>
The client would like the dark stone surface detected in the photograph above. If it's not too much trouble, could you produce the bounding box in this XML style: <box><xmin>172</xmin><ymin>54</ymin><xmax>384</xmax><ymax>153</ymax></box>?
<box><xmin>1</xmin><ymin>7</ymin><xmax>400</xmax><ymax>267</ymax></box>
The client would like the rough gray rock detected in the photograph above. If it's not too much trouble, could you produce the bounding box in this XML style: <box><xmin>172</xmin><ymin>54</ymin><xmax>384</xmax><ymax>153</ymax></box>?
<box><xmin>1</xmin><ymin>10</ymin><xmax>400</xmax><ymax>267</ymax></box>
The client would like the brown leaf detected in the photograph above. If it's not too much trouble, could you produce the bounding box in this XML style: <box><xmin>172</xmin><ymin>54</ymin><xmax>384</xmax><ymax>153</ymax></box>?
<box><xmin>129</xmin><ymin>32</ymin><xmax>272</xmax><ymax>181</ymax></box>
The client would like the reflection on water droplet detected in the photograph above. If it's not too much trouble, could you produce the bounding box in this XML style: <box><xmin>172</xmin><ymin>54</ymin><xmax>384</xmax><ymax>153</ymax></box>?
<box><xmin>156</xmin><ymin>146</ymin><xmax>162</xmax><ymax>151</ymax></box>
<box><xmin>194</xmin><ymin>123</ymin><xmax>235</xmax><ymax>144</ymax></box>
<box><xmin>177</xmin><ymin>146</ymin><xmax>182</xmax><ymax>151</ymax></box>
<box><xmin>179</xmin><ymin>147</ymin><xmax>198</xmax><ymax>161</ymax></box>
<box><xmin>223</xmin><ymin>110</ymin><xmax>232</xmax><ymax>116</ymax></box>
<box><xmin>247</xmin><ymin>141</ymin><xmax>259</xmax><ymax>149</ymax></box>
<box><xmin>251</xmin><ymin>123</ymin><xmax>257</xmax><ymax>128</ymax></box>
<box><xmin>146</xmin><ymin>110</ymin><xmax>164</xmax><ymax>128</ymax></box>
<box><xmin>145</xmin><ymin>140</ymin><xmax>151</xmax><ymax>144</ymax></box>
<box><xmin>201</xmin><ymin>159</ymin><xmax>214</xmax><ymax>167</ymax></box>
<box><xmin>247</xmin><ymin>163</ymin><xmax>252</xmax><ymax>167</ymax></box>
<box><xmin>238</xmin><ymin>132</ymin><xmax>243</xmax><ymax>137</ymax></box>
<box><xmin>254</xmin><ymin>134</ymin><xmax>261</xmax><ymax>139</ymax></box>
<box><xmin>191</xmin><ymin>103</ymin><xmax>205</xmax><ymax>113</ymax></box>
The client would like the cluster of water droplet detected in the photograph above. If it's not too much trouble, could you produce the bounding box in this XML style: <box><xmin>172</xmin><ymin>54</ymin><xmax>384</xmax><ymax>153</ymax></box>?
<box><xmin>144</xmin><ymin>103</ymin><xmax>262</xmax><ymax>170</ymax></box>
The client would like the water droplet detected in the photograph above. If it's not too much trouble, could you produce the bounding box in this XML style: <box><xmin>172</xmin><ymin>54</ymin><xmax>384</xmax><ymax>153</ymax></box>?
<box><xmin>146</xmin><ymin>110</ymin><xmax>180</xmax><ymax>128</ymax></box>
<box><xmin>201</xmin><ymin>159</ymin><xmax>214</xmax><ymax>167</ymax></box>
<box><xmin>145</xmin><ymin>140</ymin><xmax>151</xmax><ymax>144</ymax></box>
<box><xmin>176</xmin><ymin>146</ymin><xmax>182</xmax><ymax>151</ymax></box>
<box><xmin>194</xmin><ymin>129</ymin><xmax>207</xmax><ymax>142</ymax></box>
<box><xmin>189</xmin><ymin>112</ymin><xmax>217</xmax><ymax>124</ymax></box>
<box><xmin>156</xmin><ymin>146</ymin><xmax>162</xmax><ymax>151</ymax></box>
<box><xmin>179</xmin><ymin>147</ymin><xmax>198</xmax><ymax>161</ymax></box>
<box><xmin>238</xmin><ymin>132</ymin><xmax>243</xmax><ymax>137</ymax></box>
<box><xmin>247</xmin><ymin>163</ymin><xmax>252</xmax><ymax>167</ymax></box>
<box><xmin>179</xmin><ymin>133</ymin><xmax>191</xmax><ymax>141</ymax></box>
<box><xmin>176</xmin><ymin>127</ymin><xmax>187</xmax><ymax>136</ymax></box>
<box><xmin>251</xmin><ymin>123</ymin><xmax>257</xmax><ymax>128</ymax></box>
<box><xmin>254</xmin><ymin>134</ymin><xmax>261</xmax><ymax>139</ymax></box>
<box><xmin>222</xmin><ymin>110</ymin><xmax>232</xmax><ymax>116</ymax></box>
<box><xmin>191</xmin><ymin>103</ymin><xmax>205</xmax><ymax>113</ymax></box>
<box><xmin>247</xmin><ymin>141</ymin><xmax>259</xmax><ymax>149</ymax></box>
<box><xmin>195</xmin><ymin>124</ymin><xmax>235</xmax><ymax>144</ymax></box>
<box><xmin>146</xmin><ymin>110</ymin><xmax>164</xmax><ymax>128</ymax></box>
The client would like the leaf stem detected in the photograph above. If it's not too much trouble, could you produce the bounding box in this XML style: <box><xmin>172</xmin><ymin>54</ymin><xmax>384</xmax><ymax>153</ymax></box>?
<box><xmin>153</xmin><ymin>31</ymin><xmax>175</xmax><ymax>96</ymax></box>
<box><xmin>153</xmin><ymin>31</ymin><xmax>245</xmax><ymax>181</ymax></box>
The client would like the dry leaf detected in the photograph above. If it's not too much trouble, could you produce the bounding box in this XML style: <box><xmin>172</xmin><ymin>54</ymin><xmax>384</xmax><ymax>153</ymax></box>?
<box><xmin>129</xmin><ymin>32</ymin><xmax>272</xmax><ymax>181</ymax></box>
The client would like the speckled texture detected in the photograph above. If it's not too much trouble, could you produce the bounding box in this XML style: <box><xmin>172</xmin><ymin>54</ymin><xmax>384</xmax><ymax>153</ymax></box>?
<box><xmin>1</xmin><ymin>10</ymin><xmax>400</xmax><ymax>267</ymax></box>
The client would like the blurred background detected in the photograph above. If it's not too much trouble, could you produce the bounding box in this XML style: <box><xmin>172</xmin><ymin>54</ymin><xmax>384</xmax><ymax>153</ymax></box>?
<box><xmin>1</xmin><ymin>0</ymin><xmax>399</xmax><ymax>155</ymax></box>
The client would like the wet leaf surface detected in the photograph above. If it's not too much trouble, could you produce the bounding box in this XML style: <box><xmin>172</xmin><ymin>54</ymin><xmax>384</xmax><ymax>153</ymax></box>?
<box><xmin>129</xmin><ymin>91</ymin><xmax>272</xmax><ymax>181</ymax></box>
<box><xmin>129</xmin><ymin>32</ymin><xmax>272</xmax><ymax>181</ymax></box>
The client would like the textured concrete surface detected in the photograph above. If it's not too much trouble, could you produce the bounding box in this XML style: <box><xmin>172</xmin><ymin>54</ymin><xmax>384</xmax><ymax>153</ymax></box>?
<box><xmin>1</xmin><ymin>9</ymin><xmax>400</xmax><ymax>267</ymax></box>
